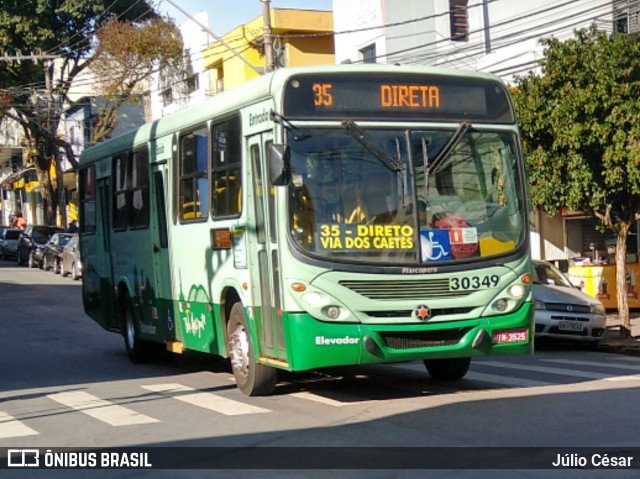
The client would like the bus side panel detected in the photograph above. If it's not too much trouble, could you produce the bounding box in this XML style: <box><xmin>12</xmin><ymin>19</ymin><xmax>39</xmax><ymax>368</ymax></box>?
<box><xmin>82</xmin><ymin>176</ymin><xmax>118</xmax><ymax>331</ymax></box>
<box><xmin>169</xmin><ymin>227</ymin><xmax>239</xmax><ymax>354</ymax></box>
<box><xmin>173</xmin><ymin>281</ymin><xmax>217</xmax><ymax>353</ymax></box>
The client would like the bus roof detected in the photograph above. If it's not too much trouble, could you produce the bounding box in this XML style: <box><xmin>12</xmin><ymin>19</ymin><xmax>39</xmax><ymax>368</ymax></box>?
<box><xmin>79</xmin><ymin>64</ymin><xmax>507</xmax><ymax>165</ymax></box>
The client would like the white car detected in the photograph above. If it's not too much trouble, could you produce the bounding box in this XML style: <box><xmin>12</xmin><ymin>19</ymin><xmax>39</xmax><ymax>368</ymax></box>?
<box><xmin>533</xmin><ymin>260</ymin><xmax>606</xmax><ymax>344</ymax></box>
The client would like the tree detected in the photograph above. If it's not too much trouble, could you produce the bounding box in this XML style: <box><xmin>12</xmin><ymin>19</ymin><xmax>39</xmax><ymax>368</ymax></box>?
<box><xmin>0</xmin><ymin>0</ymin><xmax>183</xmax><ymax>225</ymax></box>
<box><xmin>88</xmin><ymin>17</ymin><xmax>183</xmax><ymax>144</ymax></box>
<box><xmin>512</xmin><ymin>24</ymin><xmax>640</xmax><ymax>337</ymax></box>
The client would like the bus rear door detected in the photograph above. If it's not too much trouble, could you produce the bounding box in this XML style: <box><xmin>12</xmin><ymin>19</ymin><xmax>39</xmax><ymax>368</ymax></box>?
<box><xmin>150</xmin><ymin>160</ymin><xmax>176</xmax><ymax>344</ymax></box>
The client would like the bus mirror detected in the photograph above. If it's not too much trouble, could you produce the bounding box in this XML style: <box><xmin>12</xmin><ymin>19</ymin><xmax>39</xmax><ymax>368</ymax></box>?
<box><xmin>268</xmin><ymin>143</ymin><xmax>290</xmax><ymax>186</ymax></box>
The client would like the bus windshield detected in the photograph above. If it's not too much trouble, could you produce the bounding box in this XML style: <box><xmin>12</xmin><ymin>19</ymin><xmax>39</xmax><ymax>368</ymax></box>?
<box><xmin>287</xmin><ymin>128</ymin><xmax>525</xmax><ymax>264</ymax></box>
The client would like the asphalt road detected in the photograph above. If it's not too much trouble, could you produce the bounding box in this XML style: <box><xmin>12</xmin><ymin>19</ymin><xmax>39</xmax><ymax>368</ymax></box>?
<box><xmin>2</xmin><ymin>261</ymin><xmax>640</xmax><ymax>479</ymax></box>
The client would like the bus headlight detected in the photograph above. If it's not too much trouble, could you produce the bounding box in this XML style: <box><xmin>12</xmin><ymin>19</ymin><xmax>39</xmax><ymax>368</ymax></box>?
<box><xmin>493</xmin><ymin>299</ymin><xmax>508</xmax><ymax>312</ymax></box>
<box><xmin>290</xmin><ymin>279</ymin><xmax>357</xmax><ymax>322</ymax></box>
<box><xmin>303</xmin><ymin>291</ymin><xmax>325</xmax><ymax>307</ymax></box>
<box><xmin>508</xmin><ymin>284</ymin><xmax>525</xmax><ymax>299</ymax></box>
<box><xmin>325</xmin><ymin>306</ymin><xmax>341</xmax><ymax>319</ymax></box>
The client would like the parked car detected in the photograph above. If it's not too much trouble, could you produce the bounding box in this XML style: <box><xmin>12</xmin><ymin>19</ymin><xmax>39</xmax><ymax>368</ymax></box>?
<box><xmin>0</xmin><ymin>228</ymin><xmax>21</xmax><ymax>260</ymax></box>
<box><xmin>17</xmin><ymin>225</ymin><xmax>64</xmax><ymax>267</ymax></box>
<box><xmin>60</xmin><ymin>234</ymin><xmax>82</xmax><ymax>280</ymax></box>
<box><xmin>533</xmin><ymin>260</ymin><xmax>606</xmax><ymax>344</ymax></box>
<box><xmin>41</xmin><ymin>233</ymin><xmax>75</xmax><ymax>274</ymax></box>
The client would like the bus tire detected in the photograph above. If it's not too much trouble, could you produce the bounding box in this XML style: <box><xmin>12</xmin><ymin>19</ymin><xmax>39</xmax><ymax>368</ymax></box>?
<box><xmin>227</xmin><ymin>303</ymin><xmax>277</xmax><ymax>396</ymax></box>
<box><xmin>122</xmin><ymin>297</ymin><xmax>155</xmax><ymax>364</ymax></box>
<box><xmin>424</xmin><ymin>357</ymin><xmax>471</xmax><ymax>381</ymax></box>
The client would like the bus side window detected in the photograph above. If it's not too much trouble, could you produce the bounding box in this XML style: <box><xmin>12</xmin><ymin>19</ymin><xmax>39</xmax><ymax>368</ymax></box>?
<box><xmin>179</xmin><ymin>126</ymin><xmax>209</xmax><ymax>221</ymax></box>
<box><xmin>211</xmin><ymin>116</ymin><xmax>242</xmax><ymax>218</ymax></box>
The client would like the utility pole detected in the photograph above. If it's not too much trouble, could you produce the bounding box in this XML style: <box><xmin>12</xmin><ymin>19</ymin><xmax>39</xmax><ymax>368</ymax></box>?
<box><xmin>262</xmin><ymin>0</ymin><xmax>275</xmax><ymax>72</ymax></box>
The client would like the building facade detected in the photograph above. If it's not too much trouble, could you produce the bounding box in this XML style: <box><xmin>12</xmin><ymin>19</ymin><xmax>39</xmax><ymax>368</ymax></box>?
<box><xmin>202</xmin><ymin>8</ymin><xmax>334</xmax><ymax>93</ymax></box>
<box><xmin>147</xmin><ymin>12</ymin><xmax>214</xmax><ymax>121</ymax></box>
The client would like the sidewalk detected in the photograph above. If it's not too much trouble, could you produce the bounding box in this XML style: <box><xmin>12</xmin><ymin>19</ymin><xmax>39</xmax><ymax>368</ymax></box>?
<box><xmin>598</xmin><ymin>312</ymin><xmax>640</xmax><ymax>355</ymax></box>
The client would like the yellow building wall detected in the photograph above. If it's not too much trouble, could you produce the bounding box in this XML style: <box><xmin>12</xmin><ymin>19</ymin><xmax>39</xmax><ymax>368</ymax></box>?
<box><xmin>203</xmin><ymin>9</ymin><xmax>334</xmax><ymax>91</ymax></box>
<box><xmin>285</xmin><ymin>36</ymin><xmax>334</xmax><ymax>66</ymax></box>
<box><xmin>272</xmin><ymin>9</ymin><xmax>333</xmax><ymax>32</ymax></box>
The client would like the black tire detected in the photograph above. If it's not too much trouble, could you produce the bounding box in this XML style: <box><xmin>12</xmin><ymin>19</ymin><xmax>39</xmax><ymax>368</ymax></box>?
<box><xmin>227</xmin><ymin>303</ymin><xmax>277</xmax><ymax>396</ymax></box>
<box><xmin>424</xmin><ymin>357</ymin><xmax>471</xmax><ymax>381</ymax></box>
<box><xmin>122</xmin><ymin>296</ymin><xmax>158</xmax><ymax>363</ymax></box>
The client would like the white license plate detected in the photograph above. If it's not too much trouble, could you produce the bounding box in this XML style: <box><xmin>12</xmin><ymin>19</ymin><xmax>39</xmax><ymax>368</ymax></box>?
<box><xmin>558</xmin><ymin>321</ymin><xmax>584</xmax><ymax>332</ymax></box>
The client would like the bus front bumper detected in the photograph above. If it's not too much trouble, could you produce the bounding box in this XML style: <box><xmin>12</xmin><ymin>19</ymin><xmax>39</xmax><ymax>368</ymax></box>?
<box><xmin>283</xmin><ymin>302</ymin><xmax>534</xmax><ymax>371</ymax></box>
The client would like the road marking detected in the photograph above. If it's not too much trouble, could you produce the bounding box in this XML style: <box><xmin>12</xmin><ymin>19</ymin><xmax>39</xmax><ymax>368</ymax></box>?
<box><xmin>541</xmin><ymin>358</ymin><xmax>640</xmax><ymax>372</ymax></box>
<box><xmin>290</xmin><ymin>391</ymin><xmax>370</xmax><ymax>406</ymax></box>
<box><xmin>47</xmin><ymin>391</ymin><xmax>159</xmax><ymax>426</ymax></box>
<box><xmin>478</xmin><ymin>361</ymin><xmax>618</xmax><ymax>380</ymax></box>
<box><xmin>466</xmin><ymin>371</ymin><xmax>550</xmax><ymax>388</ymax></box>
<box><xmin>141</xmin><ymin>383</ymin><xmax>270</xmax><ymax>415</ymax></box>
<box><xmin>0</xmin><ymin>411</ymin><xmax>38</xmax><ymax>439</ymax></box>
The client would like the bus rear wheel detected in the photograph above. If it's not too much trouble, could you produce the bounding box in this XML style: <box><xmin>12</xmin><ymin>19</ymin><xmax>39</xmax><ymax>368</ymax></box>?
<box><xmin>424</xmin><ymin>357</ymin><xmax>471</xmax><ymax>381</ymax></box>
<box><xmin>227</xmin><ymin>303</ymin><xmax>277</xmax><ymax>396</ymax></box>
<box><xmin>122</xmin><ymin>297</ymin><xmax>156</xmax><ymax>363</ymax></box>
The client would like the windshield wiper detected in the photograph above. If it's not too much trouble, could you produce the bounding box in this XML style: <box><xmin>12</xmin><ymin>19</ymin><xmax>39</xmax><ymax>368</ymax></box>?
<box><xmin>427</xmin><ymin>121</ymin><xmax>471</xmax><ymax>174</ymax></box>
<box><xmin>341</xmin><ymin>120</ymin><xmax>403</xmax><ymax>172</ymax></box>
<box><xmin>271</xmin><ymin>110</ymin><xmax>309</xmax><ymax>141</ymax></box>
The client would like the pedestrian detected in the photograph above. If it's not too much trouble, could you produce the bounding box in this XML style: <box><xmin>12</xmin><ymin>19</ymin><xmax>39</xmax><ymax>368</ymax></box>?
<box><xmin>67</xmin><ymin>220</ymin><xmax>78</xmax><ymax>233</ymax></box>
<box><xmin>13</xmin><ymin>212</ymin><xmax>27</xmax><ymax>230</ymax></box>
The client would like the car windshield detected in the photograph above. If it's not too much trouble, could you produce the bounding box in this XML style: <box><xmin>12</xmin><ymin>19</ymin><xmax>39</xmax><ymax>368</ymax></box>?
<box><xmin>33</xmin><ymin>231</ymin><xmax>52</xmax><ymax>242</ymax></box>
<box><xmin>5</xmin><ymin>230</ymin><xmax>20</xmax><ymax>240</ymax></box>
<box><xmin>287</xmin><ymin>128</ymin><xmax>526</xmax><ymax>264</ymax></box>
<box><xmin>533</xmin><ymin>262</ymin><xmax>573</xmax><ymax>288</ymax></box>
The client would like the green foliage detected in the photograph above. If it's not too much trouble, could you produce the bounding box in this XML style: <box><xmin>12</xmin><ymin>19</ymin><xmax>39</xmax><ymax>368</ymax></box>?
<box><xmin>513</xmin><ymin>25</ymin><xmax>640</xmax><ymax>227</ymax></box>
<box><xmin>0</xmin><ymin>0</ymin><xmax>180</xmax><ymax>224</ymax></box>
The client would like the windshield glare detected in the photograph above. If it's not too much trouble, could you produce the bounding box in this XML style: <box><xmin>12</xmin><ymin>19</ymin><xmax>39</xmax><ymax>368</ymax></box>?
<box><xmin>287</xmin><ymin>128</ymin><xmax>525</xmax><ymax>265</ymax></box>
<box><xmin>533</xmin><ymin>263</ymin><xmax>573</xmax><ymax>287</ymax></box>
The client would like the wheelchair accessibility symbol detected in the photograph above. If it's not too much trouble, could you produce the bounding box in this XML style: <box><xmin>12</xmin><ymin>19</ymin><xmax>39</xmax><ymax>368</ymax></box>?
<box><xmin>420</xmin><ymin>230</ymin><xmax>452</xmax><ymax>262</ymax></box>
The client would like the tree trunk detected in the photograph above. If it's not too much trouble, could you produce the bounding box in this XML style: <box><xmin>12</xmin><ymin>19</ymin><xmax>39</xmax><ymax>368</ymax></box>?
<box><xmin>615</xmin><ymin>222</ymin><xmax>631</xmax><ymax>338</ymax></box>
<box><xmin>55</xmin><ymin>153</ymin><xmax>67</xmax><ymax>227</ymax></box>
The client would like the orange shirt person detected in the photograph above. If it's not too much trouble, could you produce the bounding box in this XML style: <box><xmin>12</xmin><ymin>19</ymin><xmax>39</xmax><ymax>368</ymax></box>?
<box><xmin>14</xmin><ymin>213</ymin><xmax>27</xmax><ymax>229</ymax></box>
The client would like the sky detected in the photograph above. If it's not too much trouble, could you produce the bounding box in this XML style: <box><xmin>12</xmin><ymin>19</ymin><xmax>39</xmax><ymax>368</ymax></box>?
<box><xmin>158</xmin><ymin>0</ymin><xmax>334</xmax><ymax>35</ymax></box>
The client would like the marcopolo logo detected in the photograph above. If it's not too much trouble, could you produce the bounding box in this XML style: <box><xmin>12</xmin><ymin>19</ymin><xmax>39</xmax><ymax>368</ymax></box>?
<box><xmin>315</xmin><ymin>336</ymin><xmax>360</xmax><ymax>346</ymax></box>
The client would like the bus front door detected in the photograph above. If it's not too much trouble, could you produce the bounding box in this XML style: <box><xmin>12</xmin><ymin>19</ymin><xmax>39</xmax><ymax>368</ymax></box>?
<box><xmin>247</xmin><ymin>134</ymin><xmax>287</xmax><ymax>364</ymax></box>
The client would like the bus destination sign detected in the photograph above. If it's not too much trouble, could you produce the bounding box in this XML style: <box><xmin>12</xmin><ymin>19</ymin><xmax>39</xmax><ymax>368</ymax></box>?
<box><xmin>283</xmin><ymin>73</ymin><xmax>514</xmax><ymax>123</ymax></box>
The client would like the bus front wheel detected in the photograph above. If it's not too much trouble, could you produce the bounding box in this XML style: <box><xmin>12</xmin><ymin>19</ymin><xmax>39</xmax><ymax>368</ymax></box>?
<box><xmin>424</xmin><ymin>357</ymin><xmax>471</xmax><ymax>381</ymax></box>
<box><xmin>227</xmin><ymin>303</ymin><xmax>277</xmax><ymax>396</ymax></box>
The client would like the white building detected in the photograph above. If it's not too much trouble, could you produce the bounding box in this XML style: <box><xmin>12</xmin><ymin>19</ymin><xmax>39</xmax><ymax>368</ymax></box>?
<box><xmin>147</xmin><ymin>11</ymin><xmax>214</xmax><ymax>121</ymax></box>
<box><xmin>333</xmin><ymin>0</ymin><xmax>620</xmax><ymax>82</ymax></box>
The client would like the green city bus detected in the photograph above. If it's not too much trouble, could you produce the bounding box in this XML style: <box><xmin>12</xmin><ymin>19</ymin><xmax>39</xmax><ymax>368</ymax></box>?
<box><xmin>78</xmin><ymin>64</ymin><xmax>533</xmax><ymax>396</ymax></box>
